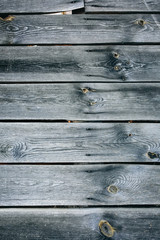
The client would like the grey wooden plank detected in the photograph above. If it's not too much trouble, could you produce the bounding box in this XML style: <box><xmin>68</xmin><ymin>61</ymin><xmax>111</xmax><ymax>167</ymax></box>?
<box><xmin>0</xmin><ymin>164</ymin><xmax>159</xmax><ymax>206</ymax></box>
<box><xmin>0</xmin><ymin>0</ymin><xmax>84</xmax><ymax>13</ymax></box>
<box><xmin>0</xmin><ymin>83</ymin><xmax>160</xmax><ymax>120</ymax></box>
<box><xmin>0</xmin><ymin>14</ymin><xmax>160</xmax><ymax>44</ymax></box>
<box><xmin>1</xmin><ymin>45</ymin><xmax>160</xmax><ymax>82</ymax></box>
<box><xmin>85</xmin><ymin>0</ymin><xmax>160</xmax><ymax>12</ymax></box>
<box><xmin>1</xmin><ymin>123</ymin><xmax>160</xmax><ymax>163</ymax></box>
<box><xmin>0</xmin><ymin>208</ymin><xmax>159</xmax><ymax>240</ymax></box>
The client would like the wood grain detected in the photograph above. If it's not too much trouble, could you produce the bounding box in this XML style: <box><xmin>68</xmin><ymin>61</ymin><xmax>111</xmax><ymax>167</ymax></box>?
<box><xmin>1</xmin><ymin>45</ymin><xmax>160</xmax><ymax>82</ymax></box>
<box><xmin>0</xmin><ymin>208</ymin><xmax>159</xmax><ymax>239</ymax></box>
<box><xmin>0</xmin><ymin>83</ymin><xmax>160</xmax><ymax>120</ymax></box>
<box><xmin>85</xmin><ymin>0</ymin><xmax>160</xmax><ymax>12</ymax></box>
<box><xmin>0</xmin><ymin>123</ymin><xmax>160</xmax><ymax>163</ymax></box>
<box><xmin>1</xmin><ymin>14</ymin><xmax>160</xmax><ymax>44</ymax></box>
<box><xmin>0</xmin><ymin>0</ymin><xmax>84</xmax><ymax>13</ymax></box>
<box><xmin>0</xmin><ymin>164</ymin><xmax>159</xmax><ymax>206</ymax></box>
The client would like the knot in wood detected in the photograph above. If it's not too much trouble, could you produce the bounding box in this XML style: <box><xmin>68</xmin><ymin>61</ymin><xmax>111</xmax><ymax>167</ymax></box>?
<box><xmin>136</xmin><ymin>19</ymin><xmax>147</xmax><ymax>26</ymax></box>
<box><xmin>147</xmin><ymin>152</ymin><xmax>159</xmax><ymax>159</ymax></box>
<box><xmin>114</xmin><ymin>65</ymin><xmax>121</xmax><ymax>71</ymax></box>
<box><xmin>99</xmin><ymin>220</ymin><xmax>115</xmax><ymax>238</ymax></box>
<box><xmin>81</xmin><ymin>88</ymin><xmax>96</xmax><ymax>94</ymax></box>
<box><xmin>113</xmin><ymin>52</ymin><xmax>120</xmax><ymax>59</ymax></box>
<box><xmin>81</xmin><ymin>88</ymin><xmax>89</xmax><ymax>94</ymax></box>
<box><xmin>90</xmin><ymin>101</ymin><xmax>97</xmax><ymax>106</ymax></box>
<box><xmin>107</xmin><ymin>185</ymin><xmax>118</xmax><ymax>194</ymax></box>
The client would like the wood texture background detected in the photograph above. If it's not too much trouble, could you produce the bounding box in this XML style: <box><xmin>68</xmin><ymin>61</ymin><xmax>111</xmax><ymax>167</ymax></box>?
<box><xmin>0</xmin><ymin>123</ymin><xmax>160</xmax><ymax>163</ymax></box>
<box><xmin>0</xmin><ymin>0</ymin><xmax>84</xmax><ymax>13</ymax></box>
<box><xmin>1</xmin><ymin>14</ymin><xmax>160</xmax><ymax>44</ymax></box>
<box><xmin>0</xmin><ymin>164</ymin><xmax>159</xmax><ymax>206</ymax></box>
<box><xmin>0</xmin><ymin>45</ymin><xmax>160</xmax><ymax>82</ymax></box>
<box><xmin>85</xmin><ymin>0</ymin><xmax>160</xmax><ymax>12</ymax></box>
<box><xmin>0</xmin><ymin>83</ymin><xmax>160</xmax><ymax>120</ymax></box>
<box><xmin>0</xmin><ymin>1</ymin><xmax>160</xmax><ymax>239</ymax></box>
<box><xmin>0</xmin><ymin>208</ymin><xmax>159</xmax><ymax>240</ymax></box>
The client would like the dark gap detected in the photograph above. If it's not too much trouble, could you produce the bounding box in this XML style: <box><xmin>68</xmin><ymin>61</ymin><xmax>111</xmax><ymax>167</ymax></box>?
<box><xmin>0</xmin><ymin>12</ymin><xmax>63</xmax><ymax>16</ymax></box>
<box><xmin>72</xmin><ymin>7</ymin><xmax>85</xmax><ymax>14</ymax></box>
<box><xmin>85</xmin><ymin>11</ymin><xmax>160</xmax><ymax>14</ymax></box>
<box><xmin>1</xmin><ymin>43</ymin><xmax>160</xmax><ymax>47</ymax></box>
<box><xmin>0</xmin><ymin>13</ymin><xmax>9</xmax><ymax>18</ymax></box>
<box><xmin>0</xmin><ymin>43</ymin><xmax>160</xmax><ymax>47</ymax></box>
<box><xmin>1</xmin><ymin>11</ymin><xmax>160</xmax><ymax>15</ymax></box>
<box><xmin>0</xmin><ymin>10</ymin><xmax>81</xmax><ymax>15</ymax></box>
<box><xmin>0</xmin><ymin>204</ymin><xmax>159</xmax><ymax>209</ymax></box>
<box><xmin>1</xmin><ymin>81</ymin><xmax>160</xmax><ymax>84</ymax></box>
<box><xmin>0</xmin><ymin>119</ymin><xmax>68</xmax><ymax>123</ymax></box>
<box><xmin>1</xmin><ymin>120</ymin><xmax>160</xmax><ymax>123</ymax></box>
<box><xmin>0</xmin><ymin>162</ymin><xmax>159</xmax><ymax>165</ymax></box>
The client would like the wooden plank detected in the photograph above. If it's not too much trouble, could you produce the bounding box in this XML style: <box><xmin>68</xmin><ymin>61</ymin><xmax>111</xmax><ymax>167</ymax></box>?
<box><xmin>0</xmin><ymin>123</ymin><xmax>160</xmax><ymax>163</ymax></box>
<box><xmin>0</xmin><ymin>164</ymin><xmax>159</xmax><ymax>206</ymax></box>
<box><xmin>85</xmin><ymin>0</ymin><xmax>160</xmax><ymax>13</ymax></box>
<box><xmin>1</xmin><ymin>45</ymin><xmax>160</xmax><ymax>82</ymax></box>
<box><xmin>0</xmin><ymin>83</ymin><xmax>160</xmax><ymax>120</ymax></box>
<box><xmin>0</xmin><ymin>0</ymin><xmax>84</xmax><ymax>13</ymax></box>
<box><xmin>0</xmin><ymin>14</ymin><xmax>160</xmax><ymax>44</ymax></box>
<box><xmin>0</xmin><ymin>208</ymin><xmax>159</xmax><ymax>239</ymax></box>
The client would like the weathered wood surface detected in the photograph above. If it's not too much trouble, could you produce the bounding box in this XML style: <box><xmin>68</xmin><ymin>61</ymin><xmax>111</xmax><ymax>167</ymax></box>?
<box><xmin>1</xmin><ymin>45</ymin><xmax>160</xmax><ymax>82</ymax></box>
<box><xmin>0</xmin><ymin>165</ymin><xmax>159</xmax><ymax>206</ymax></box>
<box><xmin>0</xmin><ymin>0</ymin><xmax>84</xmax><ymax>13</ymax></box>
<box><xmin>1</xmin><ymin>14</ymin><xmax>160</xmax><ymax>44</ymax></box>
<box><xmin>0</xmin><ymin>83</ymin><xmax>160</xmax><ymax>120</ymax></box>
<box><xmin>0</xmin><ymin>208</ymin><xmax>159</xmax><ymax>240</ymax></box>
<box><xmin>85</xmin><ymin>0</ymin><xmax>160</xmax><ymax>12</ymax></box>
<box><xmin>0</xmin><ymin>123</ymin><xmax>160</xmax><ymax>163</ymax></box>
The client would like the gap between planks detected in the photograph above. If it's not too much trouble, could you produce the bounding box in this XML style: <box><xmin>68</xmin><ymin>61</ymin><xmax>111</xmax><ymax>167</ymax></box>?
<box><xmin>0</xmin><ymin>205</ymin><xmax>160</xmax><ymax>208</ymax></box>
<box><xmin>1</xmin><ymin>43</ymin><xmax>160</xmax><ymax>46</ymax></box>
<box><xmin>1</xmin><ymin>119</ymin><xmax>160</xmax><ymax>121</ymax></box>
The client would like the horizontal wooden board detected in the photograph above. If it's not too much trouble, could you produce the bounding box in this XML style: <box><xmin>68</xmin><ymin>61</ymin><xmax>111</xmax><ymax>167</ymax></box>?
<box><xmin>0</xmin><ymin>83</ymin><xmax>160</xmax><ymax>120</ymax></box>
<box><xmin>85</xmin><ymin>0</ymin><xmax>160</xmax><ymax>12</ymax></box>
<box><xmin>0</xmin><ymin>0</ymin><xmax>84</xmax><ymax>13</ymax></box>
<box><xmin>0</xmin><ymin>208</ymin><xmax>159</xmax><ymax>239</ymax></box>
<box><xmin>0</xmin><ymin>164</ymin><xmax>159</xmax><ymax>206</ymax></box>
<box><xmin>0</xmin><ymin>14</ymin><xmax>160</xmax><ymax>44</ymax></box>
<box><xmin>1</xmin><ymin>45</ymin><xmax>160</xmax><ymax>82</ymax></box>
<box><xmin>0</xmin><ymin>123</ymin><xmax>160</xmax><ymax>163</ymax></box>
